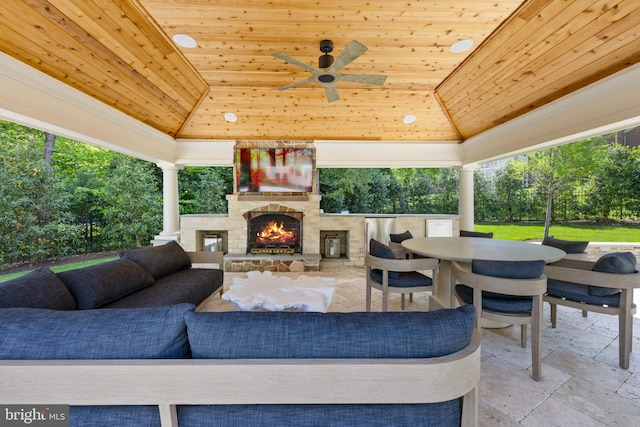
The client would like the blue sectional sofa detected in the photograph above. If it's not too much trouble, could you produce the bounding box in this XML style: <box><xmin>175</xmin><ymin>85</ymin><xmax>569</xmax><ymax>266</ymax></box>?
<box><xmin>0</xmin><ymin>303</ymin><xmax>480</xmax><ymax>427</ymax></box>
<box><xmin>0</xmin><ymin>241</ymin><xmax>223</xmax><ymax>311</ymax></box>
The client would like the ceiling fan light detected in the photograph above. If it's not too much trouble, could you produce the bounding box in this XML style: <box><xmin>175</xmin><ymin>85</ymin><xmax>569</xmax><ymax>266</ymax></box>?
<box><xmin>319</xmin><ymin>54</ymin><xmax>334</xmax><ymax>69</ymax></box>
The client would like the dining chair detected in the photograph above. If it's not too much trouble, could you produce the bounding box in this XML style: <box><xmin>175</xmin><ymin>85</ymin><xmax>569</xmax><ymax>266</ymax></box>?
<box><xmin>544</xmin><ymin>252</ymin><xmax>639</xmax><ymax>369</ymax></box>
<box><xmin>452</xmin><ymin>259</ymin><xmax>547</xmax><ymax>381</ymax></box>
<box><xmin>365</xmin><ymin>239</ymin><xmax>438</xmax><ymax>312</ymax></box>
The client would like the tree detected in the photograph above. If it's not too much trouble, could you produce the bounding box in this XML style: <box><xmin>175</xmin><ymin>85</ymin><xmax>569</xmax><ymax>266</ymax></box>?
<box><xmin>100</xmin><ymin>156</ymin><xmax>163</xmax><ymax>248</ymax></box>
<box><xmin>587</xmin><ymin>143</ymin><xmax>640</xmax><ymax>220</ymax></box>
<box><xmin>0</xmin><ymin>121</ymin><xmax>82</xmax><ymax>263</ymax></box>
<box><xmin>179</xmin><ymin>166</ymin><xmax>233</xmax><ymax>214</ymax></box>
<box><xmin>526</xmin><ymin>139</ymin><xmax>602</xmax><ymax>237</ymax></box>
<box><xmin>43</xmin><ymin>132</ymin><xmax>56</xmax><ymax>165</ymax></box>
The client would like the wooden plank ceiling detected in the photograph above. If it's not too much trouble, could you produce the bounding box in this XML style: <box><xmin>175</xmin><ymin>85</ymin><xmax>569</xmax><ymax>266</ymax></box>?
<box><xmin>0</xmin><ymin>0</ymin><xmax>639</xmax><ymax>143</ymax></box>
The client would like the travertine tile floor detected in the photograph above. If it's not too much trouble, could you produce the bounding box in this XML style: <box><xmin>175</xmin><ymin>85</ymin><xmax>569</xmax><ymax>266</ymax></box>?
<box><xmin>204</xmin><ymin>267</ymin><xmax>640</xmax><ymax>426</ymax></box>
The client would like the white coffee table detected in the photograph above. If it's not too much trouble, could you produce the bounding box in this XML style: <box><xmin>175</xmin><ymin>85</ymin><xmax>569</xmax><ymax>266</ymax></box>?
<box><xmin>222</xmin><ymin>271</ymin><xmax>336</xmax><ymax>312</ymax></box>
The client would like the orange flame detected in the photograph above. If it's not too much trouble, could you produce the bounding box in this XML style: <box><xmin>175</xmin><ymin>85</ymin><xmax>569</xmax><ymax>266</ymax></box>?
<box><xmin>256</xmin><ymin>221</ymin><xmax>297</xmax><ymax>245</ymax></box>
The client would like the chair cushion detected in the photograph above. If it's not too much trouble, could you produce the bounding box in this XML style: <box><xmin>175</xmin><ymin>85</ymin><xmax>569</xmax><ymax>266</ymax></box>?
<box><xmin>369</xmin><ymin>270</ymin><xmax>432</xmax><ymax>288</ymax></box>
<box><xmin>460</xmin><ymin>230</ymin><xmax>493</xmax><ymax>238</ymax></box>
<box><xmin>186</xmin><ymin>305</ymin><xmax>475</xmax><ymax>359</ymax></box>
<box><xmin>588</xmin><ymin>252</ymin><xmax>637</xmax><ymax>296</ymax></box>
<box><xmin>456</xmin><ymin>259</ymin><xmax>546</xmax><ymax>314</ymax></box>
<box><xmin>369</xmin><ymin>239</ymin><xmax>399</xmax><ymax>279</ymax></box>
<box><xmin>455</xmin><ymin>284</ymin><xmax>533</xmax><ymax>313</ymax></box>
<box><xmin>389</xmin><ymin>230</ymin><xmax>413</xmax><ymax>243</ymax></box>
<box><xmin>0</xmin><ymin>304</ymin><xmax>193</xmax><ymax>359</ymax></box>
<box><xmin>0</xmin><ymin>268</ymin><xmax>76</xmax><ymax>310</ymax></box>
<box><xmin>57</xmin><ymin>259</ymin><xmax>155</xmax><ymax>309</ymax></box>
<box><xmin>120</xmin><ymin>240</ymin><xmax>192</xmax><ymax>280</ymax></box>
<box><xmin>546</xmin><ymin>279</ymin><xmax>623</xmax><ymax>307</ymax></box>
<box><xmin>542</xmin><ymin>236</ymin><xmax>588</xmax><ymax>254</ymax></box>
<box><xmin>471</xmin><ymin>259</ymin><xmax>545</xmax><ymax>279</ymax></box>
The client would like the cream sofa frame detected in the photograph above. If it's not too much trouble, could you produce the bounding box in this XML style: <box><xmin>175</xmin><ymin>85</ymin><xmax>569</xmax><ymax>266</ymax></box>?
<box><xmin>0</xmin><ymin>332</ymin><xmax>480</xmax><ymax>427</ymax></box>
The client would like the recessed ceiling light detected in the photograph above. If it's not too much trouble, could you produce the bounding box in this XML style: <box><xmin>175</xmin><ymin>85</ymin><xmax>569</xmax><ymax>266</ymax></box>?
<box><xmin>403</xmin><ymin>115</ymin><xmax>416</xmax><ymax>125</ymax></box>
<box><xmin>173</xmin><ymin>34</ymin><xmax>197</xmax><ymax>48</ymax></box>
<box><xmin>224</xmin><ymin>112</ymin><xmax>237</xmax><ymax>123</ymax></box>
<box><xmin>450</xmin><ymin>39</ymin><xmax>473</xmax><ymax>53</ymax></box>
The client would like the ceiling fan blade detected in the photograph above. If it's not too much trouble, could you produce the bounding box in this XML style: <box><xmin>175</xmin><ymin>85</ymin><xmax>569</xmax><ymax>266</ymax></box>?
<box><xmin>324</xmin><ymin>83</ymin><xmax>340</xmax><ymax>102</ymax></box>
<box><xmin>337</xmin><ymin>74</ymin><xmax>387</xmax><ymax>86</ymax></box>
<box><xmin>272</xmin><ymin>52</ymin><xmax>318</xmax><ymax>75</ymax></box>
<box><xmin>276</xmin><ymin>77</ymin><xmax>316</xmax><ymax>91</ymax></box>
<box><xmin>327</xmin><ymin>40</ymin><xmax>368</xmax><ymax>74</ymax></box>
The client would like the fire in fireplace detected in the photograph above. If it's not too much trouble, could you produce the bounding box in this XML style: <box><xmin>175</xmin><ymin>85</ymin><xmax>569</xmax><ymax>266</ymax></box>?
<box><xmin>247</xmin><ymin>212</ymin><xmax>302</xmax><ymax>254</ymax></box>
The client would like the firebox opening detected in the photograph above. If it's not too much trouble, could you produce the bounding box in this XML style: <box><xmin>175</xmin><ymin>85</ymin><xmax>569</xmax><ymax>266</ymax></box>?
<box><xmin>247</xmin><ymin>212</ymin><xmax>302</xmax><ymax>254</ymax></box>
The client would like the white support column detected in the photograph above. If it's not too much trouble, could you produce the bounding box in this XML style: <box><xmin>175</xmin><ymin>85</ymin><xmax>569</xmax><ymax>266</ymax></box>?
<box><xmin>458</xmin><ymin>166</ymin><xmax>476</xmax><ymax>232</ymax></box>
<box><xmin>153</xmin><ymin>162</ymin><xmax>182</xmax><ymax>245</ymax></box>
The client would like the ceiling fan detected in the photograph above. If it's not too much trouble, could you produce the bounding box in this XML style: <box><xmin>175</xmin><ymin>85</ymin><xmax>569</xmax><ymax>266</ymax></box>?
<box><xmin>272</xmin><ymin>40</ymin><xmax>387</xmax><ymax>103</ymax></box>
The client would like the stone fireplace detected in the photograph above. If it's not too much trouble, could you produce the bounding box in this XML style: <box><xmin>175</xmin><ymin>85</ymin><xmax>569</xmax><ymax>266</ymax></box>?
<box><xmin>246</xmin><ymin>210</ymin><xmax>303</xmax><ymax>254</ymax></box>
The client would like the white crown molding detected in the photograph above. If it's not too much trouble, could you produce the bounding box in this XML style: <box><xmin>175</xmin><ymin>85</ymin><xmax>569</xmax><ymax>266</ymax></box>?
<box><xmin>174</xmin><ymin>139</ymin><xmax>236</xmax><ymax>166</ymax></box>
<box><xmin>314</xmin><ymin>140</ymin><xmax>463</xmax><ymax>167</ymax></box>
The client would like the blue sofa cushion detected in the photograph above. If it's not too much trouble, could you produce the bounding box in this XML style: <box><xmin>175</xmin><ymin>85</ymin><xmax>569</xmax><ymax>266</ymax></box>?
<box><xmin>120</xmin><ymin>240</ymin><xmax>192</xmax><ymax>280</ymax></box>
<box><xmin>455</xmin><ymin>259</ymin><xmax>546</xmax><ymax>313</ymax></box>
<box><xmin>542</xmin><ymin>236</ymin><xmax>588</xmax><ymax>254</ymax></box>
<box><xmin>0</xmin><ymin>304</ymin><xmax>193</xmax><ymax>359</ymax></box>
<box><xmin>70</xmin><ymin>406</ymin><xmax>160</xmax><ymax>427</ymax></box>
<box><xmin>178</xmin><ymin>402</ymin><xmax>461</xmax><ymax>427</ymax></box>
<box><xmin>389</xmin><ymin>230</ymin><xmax>413</xmax><ymax>243</ymax></box>
<box><xmin>0</xmin><ymin>268</ymin><xmax>76</xmax><ymax>310</ymax></box>
<box><xmin>369</xmin><ymin>238</ymin><xmax>400</xmax><ymax>279</ymax></box>
<box><xmin>57</xmin><ymin>259</ymin><xmax>155</xmax><ymax>309</ymax></box>
<box><xmin>102</xmin><ymin>268</ymin><xmax>223</xmax><ymax>309</ymax></box>
<box><xmin>186</xmin><ymin>306</ymin><xmax>475</xmax><ymax>359</ymax></box>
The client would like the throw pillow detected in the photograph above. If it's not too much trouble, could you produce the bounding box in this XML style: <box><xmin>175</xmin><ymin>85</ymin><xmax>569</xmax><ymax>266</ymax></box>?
<box><xmin>589</xmin><ymin>252</ymin><xmax>637</xmax><ymax>296</ymax></box>
<box><xmin>542</xmin><ymin>236</ymin><xmax>588</xmax><ymax>254</ymax></box>
<box><xmin>0</xmin><ymin>268</ymin><xmax>76</xmax><ymax>310</ymax></box>
<box><xmin>120</xmin><ymin>240</ymin><xmax>192</xmax><ymax>280</ymax></box>
<box><xmin>57</xmin><ymin>258</ymin><xmax>155</xmax><ymax>309</ymax></box>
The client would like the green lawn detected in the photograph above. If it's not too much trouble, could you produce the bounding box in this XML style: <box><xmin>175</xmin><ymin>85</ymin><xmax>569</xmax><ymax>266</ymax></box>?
<box><xmin>474</xmin><ymin>222</ymin><xmax>640</xmax><ymax>242</ymax></box>
<box><xmin>0</xmin><ymin>257</ymin><xmax>118</xmax><ymax>283</ymax></box>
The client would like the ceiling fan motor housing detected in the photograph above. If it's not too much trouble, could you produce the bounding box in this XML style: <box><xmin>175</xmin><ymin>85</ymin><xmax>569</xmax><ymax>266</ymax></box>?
<box><xmin>319</xmin><ymin>39</ymin><xmax>335</xmax><ymax>69</ymax></box>
<box><xmin>319</xmin><ymin>39</ymin><xmax>334</xmax><ymax>53</ymax></box>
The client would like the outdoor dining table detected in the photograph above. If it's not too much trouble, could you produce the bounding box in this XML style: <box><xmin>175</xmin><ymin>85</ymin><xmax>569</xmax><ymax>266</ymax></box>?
<box><xmin>401</xmin><ymin>237</ymin><xmax>566</xmax><ymax>310</ymax></box>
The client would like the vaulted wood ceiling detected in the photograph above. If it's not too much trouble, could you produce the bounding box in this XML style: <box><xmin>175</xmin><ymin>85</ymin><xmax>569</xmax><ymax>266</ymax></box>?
<box><xmin>1</xmin><ymin>0</ymin><xmax>639</xmax><ymax>144</ymax></box>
